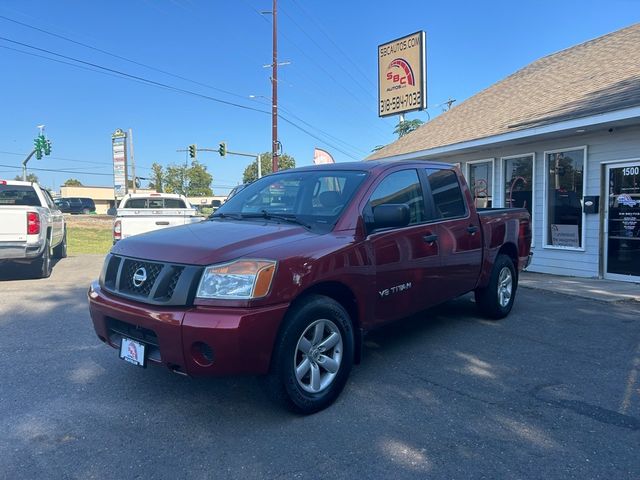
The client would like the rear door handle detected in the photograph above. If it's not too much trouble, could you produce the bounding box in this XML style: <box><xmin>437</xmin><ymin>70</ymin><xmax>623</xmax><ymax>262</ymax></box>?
<box><xmin>423</xmin><ymin>234</ymin><xmax>438</xmax><ymax>243</ymax></box>
<box><xmin>467</xmin><ymin>225</ymin><xmax>479</xmax><ymax>234</ymax></box>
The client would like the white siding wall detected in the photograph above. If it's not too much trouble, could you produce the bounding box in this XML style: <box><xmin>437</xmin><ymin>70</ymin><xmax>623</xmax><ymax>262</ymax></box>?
<box><xmin>417</xmin><ymin>124</ymin><xmax>640</xmax><ymax>278</ymax></box>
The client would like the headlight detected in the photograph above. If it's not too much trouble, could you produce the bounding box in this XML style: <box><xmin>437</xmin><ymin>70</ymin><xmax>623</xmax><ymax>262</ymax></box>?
<box><xmin>196</xmin><ymin>259</ymin><xmax>277</xmax><ymax>299</ymax></box>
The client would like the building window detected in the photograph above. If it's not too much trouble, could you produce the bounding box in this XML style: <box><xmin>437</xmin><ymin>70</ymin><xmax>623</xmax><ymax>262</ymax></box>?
<box><xmin>545</xmin><ymin>148</ymin><xmax>586</xmax><ymax>249</ymax></box>
<box><xmin>503</xmin><ymin>154</ymin><xmax>535</xmax><ymax>246</ymax></box>
<box><xmin>467</xmin><ymin>160</ymin><xmax>493</xmax><ymax>208</ymax></box>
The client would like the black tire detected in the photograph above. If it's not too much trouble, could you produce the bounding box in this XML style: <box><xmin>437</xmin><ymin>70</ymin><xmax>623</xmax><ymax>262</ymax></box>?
<box><xmin>474</xmin><ymin>254</ymin><xmax>517</xmax><ymax>319</ymax></box>
<box><xmin>31</xmin><ymin>239</ymin><xmax>52</xmax><ymax>279</ymax></box>
<box><xmin>263</xmin><ymin>295</ymin><xmax>354</xmax><ymax>414</ymax></box>
<box><xmin>82</xmin><ymin>208</ymin><xmax>90</xmax><ymax>215</ymax></box>
<box><xmin>53</xmin><ymin>229</ymin><xmax>67</xmax><ymax>259</ymax></box>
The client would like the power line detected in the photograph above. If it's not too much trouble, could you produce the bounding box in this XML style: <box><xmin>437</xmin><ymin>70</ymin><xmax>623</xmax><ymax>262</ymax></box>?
<box><xmin>0</xmin><ymin>14</ymin><xmax>252</xmax><ymax>102</ymax></box>
<box><xmin>239</xmin><ymin>1</ymin><xmax>393</xmax><ymax>134</ymax></box>
<box><xmin>0</xmin><ymin>36</ymin><xmax>272</xmax><ymax>115</ymax></box>
<box><xmin>0</xmin><ymin>36</ymin><xmax>366</xmax><ymax>161</ymax></box>
<box><xmin>278</xmin><ymin>116</ymin><xmax>359</xmax><ymax>161</ymax></box>
<box><xmin>0</xmin><ymin>163</ymin><xmax>114</xmax><ymax>176</ymax></box>
<box><xmin>280</xmin><ymin>8</ymin><xmax>376</xmax><ymax>102</ymax></box>
<box><xmin>290</xmin><ymin>0</ymin><xmax>377</xmax><ymax>91</ymax></box>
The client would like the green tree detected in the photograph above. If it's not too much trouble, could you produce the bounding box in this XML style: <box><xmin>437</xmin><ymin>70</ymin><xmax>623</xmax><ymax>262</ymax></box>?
<box><xmin>15</xmin><ymin>173</ymin><xmax>39</xmax><ymax>183</ymax></box>
<box><xmin>149</xmin><ymin>162</ymin><xmax>164</xmax><ymax>193</ymax></box>
<box><xmin>63</xmin><ymin>178</ymin><xmax>82</xmax><ymax>186</ymax></box>
<box><xmin>393</xmin><ymin>119</ymin><xmax>423</xmax><ymax>138</ymax></box>
<box><xmin>242</xmin><ymin>152</ymin><xmax>296</xmax><ymax>184</ymax></box>
<box><xmin>164</xmin><ymin>160</ymin><xmax>212</xmax><ymax>196</ymax></box>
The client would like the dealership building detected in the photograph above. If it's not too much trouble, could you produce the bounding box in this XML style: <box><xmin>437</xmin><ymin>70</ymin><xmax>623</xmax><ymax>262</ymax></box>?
<box><xmin>369</xmin><ymin>24</ymin><xmax>640</xmax><ymax>282</ymax></box>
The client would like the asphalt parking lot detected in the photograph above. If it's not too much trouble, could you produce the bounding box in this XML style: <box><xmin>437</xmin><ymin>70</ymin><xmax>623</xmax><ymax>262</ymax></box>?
<box><xmin>1</xmin><ymin>256</ymin><xmax>639</xmax><ymax>479</ymax></box>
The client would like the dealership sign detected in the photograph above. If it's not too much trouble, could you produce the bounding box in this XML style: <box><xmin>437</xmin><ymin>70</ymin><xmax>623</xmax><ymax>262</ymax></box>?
<box><xmin>112</xmin><ymin>128</ymin><xmax>128</xmax><ymax>199</ymax></box>
<box><xmin>378</xmin><ymin>31</ymin><xmax>426</xmax><ymax>117</ymax></box>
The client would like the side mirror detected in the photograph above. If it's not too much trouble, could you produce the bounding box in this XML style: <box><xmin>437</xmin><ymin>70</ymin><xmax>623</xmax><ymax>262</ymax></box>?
<box><xmin>372</xmin><ymin>204</ymin><xmax>410</xmax><ymax>230</ymax></box>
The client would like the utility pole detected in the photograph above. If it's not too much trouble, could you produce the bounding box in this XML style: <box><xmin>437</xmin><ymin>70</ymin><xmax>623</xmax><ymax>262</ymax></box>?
<box><xmin>271</xmin><ymin>0</ymin><xmax>278</xmax><ymax>173</ymax></box>
<box><xmin>128</xmin><ymin>128</ymin><xmax>136</xmax><ymax>193</ymax></box>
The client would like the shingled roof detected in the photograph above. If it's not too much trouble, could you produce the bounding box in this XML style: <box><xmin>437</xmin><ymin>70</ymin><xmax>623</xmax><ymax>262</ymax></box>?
<box><xmin>368</xmin><ymin>23</ymin><xmax>640</xmax><ymax>160</ymax></box>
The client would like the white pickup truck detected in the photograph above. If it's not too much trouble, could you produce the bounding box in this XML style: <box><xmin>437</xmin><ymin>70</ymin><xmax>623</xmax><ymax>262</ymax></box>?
<box><xmin>0</xmin><ymin>180</ymin><xmax>66</xmax><ymax>278</ymax></box>
<box><xmin>113</xmin><ymin>193</ymin><xmax>202</xmax><ymax>242</ymax></box>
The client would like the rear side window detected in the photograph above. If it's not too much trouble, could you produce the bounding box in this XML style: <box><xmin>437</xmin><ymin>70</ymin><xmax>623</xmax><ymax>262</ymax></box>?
<box><xmin>425</xmin><ymin>169</ymin><xmax>467</xmax><ymax>219</ymax></box>
<box><xmin>367</xmin><ymin>169</ymin><xmax>425</xmax><ymax>225</ymax></box>
<box><xmin>163</xmin><ymin>198</ymin><xmax>186</xmax><ymax>208</ymax></box>
<box><xmin>0</xmin><ymin>185</ymin><xmax>41</xmax><ymax>206</ymax></box>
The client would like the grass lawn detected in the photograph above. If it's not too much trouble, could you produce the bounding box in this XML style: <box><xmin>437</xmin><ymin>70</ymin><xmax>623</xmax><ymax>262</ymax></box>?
<box><xmin>66</xmin><ymin>216</ymin><xmax>113</xmax><ymax>255</ymax></box>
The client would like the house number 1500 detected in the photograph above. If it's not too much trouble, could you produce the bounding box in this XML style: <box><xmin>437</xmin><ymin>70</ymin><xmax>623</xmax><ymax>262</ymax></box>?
<box><xmin>623</xmin><ymin>166</ymin><xmax>639</xmax><ymax>176</ymax></box>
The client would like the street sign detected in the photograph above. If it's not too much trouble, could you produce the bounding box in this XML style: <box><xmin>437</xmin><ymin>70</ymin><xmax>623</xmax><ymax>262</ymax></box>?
<box><xmin>112</xmin><ymin>129</ymin><xmax>128</xmax><ymax>199</ymax></box>
<box><xmin>378</xmin><ymin>31</ymin><xmax>427</xmax><ymax>117</ymax></box>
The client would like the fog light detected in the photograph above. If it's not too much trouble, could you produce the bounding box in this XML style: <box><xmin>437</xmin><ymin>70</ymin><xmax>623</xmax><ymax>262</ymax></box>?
<box><xmin>191</xmin><ymin>342</ymin><xmax>214</xmax><ymax>367</ymax></box>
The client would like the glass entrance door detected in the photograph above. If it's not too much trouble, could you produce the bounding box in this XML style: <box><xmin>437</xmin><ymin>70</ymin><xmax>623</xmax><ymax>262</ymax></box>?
<box><xmin>605</xmin><ymin>162</ymin><xmax>640</xmax><ymax>281</ymax></box>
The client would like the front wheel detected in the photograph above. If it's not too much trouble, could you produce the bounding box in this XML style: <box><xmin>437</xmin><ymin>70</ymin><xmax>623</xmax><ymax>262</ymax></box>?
<box><xmin>474</xmin><ymin>254</ymin><xmax>517</xmax><ymax>319</ymax></box>
<box><xmin>263</xmin><ymin>295</ymin><xmax>354</xmax><ymax>414</ymax></box>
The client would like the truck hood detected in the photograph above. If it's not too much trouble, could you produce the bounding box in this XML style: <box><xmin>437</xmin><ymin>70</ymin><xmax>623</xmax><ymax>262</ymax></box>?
<box><xmin>110</xmin><ymin>219</ymin><xmax>315</xmax><ymax>265</ymax></box>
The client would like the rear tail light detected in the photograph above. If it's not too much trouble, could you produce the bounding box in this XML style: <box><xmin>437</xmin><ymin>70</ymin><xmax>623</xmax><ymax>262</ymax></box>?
<box><xmin>27</xmin><ymin>211</ymin><xmax>40</xmax><ymax>235</ymax></box>
<box><xmin>113</xmin><ymin>220</ymin><xmax>122</xmax><ymax>240</ymax></box>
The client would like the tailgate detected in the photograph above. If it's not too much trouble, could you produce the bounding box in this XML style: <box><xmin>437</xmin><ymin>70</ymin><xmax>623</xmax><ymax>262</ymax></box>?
<box><xmin>0</xmin><ymin>208</ymin><xmax>28</xmax><ymax>242</ymax></box>
<box><xmin>118</xmin><ymin>210</ymin><xmax>200</xmax><ymax>238</ymax></box>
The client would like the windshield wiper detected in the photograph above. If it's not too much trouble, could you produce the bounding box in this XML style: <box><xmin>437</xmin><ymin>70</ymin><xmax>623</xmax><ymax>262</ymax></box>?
<box><xmin>242</xmin><ymin>210</ymin><xmax>312</xmax><ymax>229</ymax></box>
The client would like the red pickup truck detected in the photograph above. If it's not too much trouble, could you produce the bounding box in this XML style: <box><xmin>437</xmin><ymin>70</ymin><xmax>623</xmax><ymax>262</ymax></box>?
<box><xmin>89</xmin><ymin>161</ymin><xmax>531</xmax><ymax>413</ymax></box>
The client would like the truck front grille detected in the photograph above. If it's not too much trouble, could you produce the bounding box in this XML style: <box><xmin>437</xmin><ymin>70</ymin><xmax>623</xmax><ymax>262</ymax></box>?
<box><xmin>100</xmin><ymin>254</ymin><xmax>201</xmax><ymax>306</ymax></box>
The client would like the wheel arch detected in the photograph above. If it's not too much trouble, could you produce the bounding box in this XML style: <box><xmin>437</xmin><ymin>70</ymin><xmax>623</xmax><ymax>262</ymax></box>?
<box><xmin>277</xmin><ymin>281</ymin><xmax>363</xmax><ymax>366</ymax></box>
<box><xmin>497</xmin><ymin>242</ymin><xmax>518</xmax><ymax>273</ymax></box>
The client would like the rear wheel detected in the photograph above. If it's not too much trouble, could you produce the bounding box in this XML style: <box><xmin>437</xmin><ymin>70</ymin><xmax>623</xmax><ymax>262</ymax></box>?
<box><xmin>263</xmin><ymin>295</ymin><xmax>354</xmax><ymax>414</ymax></box>
<box><xmin>474</xmin><ymin>254</ymin><xmax>517</xmax><ymax>319</ymax></box>
<box><xmin>31</xmin><ymin>239</ymin><xmax>52</xmax><ymax>279</ymax></box>
<box><xmin>53</xmin><ymin>229</ymin><xmax>67</xmax><ymax>259</ymax></box>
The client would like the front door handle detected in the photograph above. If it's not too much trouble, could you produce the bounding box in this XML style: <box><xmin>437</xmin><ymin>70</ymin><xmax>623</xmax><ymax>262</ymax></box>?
<box><xmin>467</xmin><ymin>225</ymin><xmax>479</xmax><ymax>235</ymax></box>
<box><xmin>423</xmin><ymin>234</ymin><xmax>438</xmax><ymax>243</ymax></box>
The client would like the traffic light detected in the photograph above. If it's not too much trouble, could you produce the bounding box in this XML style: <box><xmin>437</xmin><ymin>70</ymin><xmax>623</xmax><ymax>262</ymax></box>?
<box><xmin>43</xmin><ymin>139</ymin><xmax>52</xmax><ymax>156</ymax></box>
<box><xmin>188</xmin><ymin>144</ymin><xmax>197</xmax><ymax>159</ymax></box>
<box><xmin>218</xmin><ymin>142</ymin><xmax>227</xmax><ymax>157</ymax></box>
<box><xmin>34</xmin><ymin>136</ymin><xmax>43</xmax><ymax>159</ymax></box>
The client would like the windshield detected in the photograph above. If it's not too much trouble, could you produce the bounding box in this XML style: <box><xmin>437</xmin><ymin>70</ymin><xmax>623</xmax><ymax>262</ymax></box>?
<box><xmin>214</xmin><ymin>170</ymin><xmax>368</xmax><ymax>232</ymax></box>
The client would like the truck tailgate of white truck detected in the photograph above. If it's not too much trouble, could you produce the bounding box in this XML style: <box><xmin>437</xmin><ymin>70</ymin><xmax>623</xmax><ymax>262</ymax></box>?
<box><xmin>0</xmin><ymin>207</ymin><xmax>28</xmax><ymax>242</ymax></box>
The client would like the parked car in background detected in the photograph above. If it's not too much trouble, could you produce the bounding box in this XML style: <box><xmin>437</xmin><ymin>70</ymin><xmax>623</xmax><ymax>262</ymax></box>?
<box><xmin>56</xmin><ymin>197</ymin><xmax>96</xmax><ymax>214</ymax></box>
<box><xmin>113</xmin><ymin>193</ymin><xmax>201</xmax><ymax>242</ymax></box>
<box><xmin>89</xmin><ymin>161</ymin><xmax>532</xmax><ymax>413</ymax></box>
<box><xmin>210</xmin><ymin>199</ymin><xmax>222</xmax><ymax>212</ymax></box>
<box><xmin>0</xmin><ymin>179</ymin><xmax>67</xmax><ymax>278</ymax></box>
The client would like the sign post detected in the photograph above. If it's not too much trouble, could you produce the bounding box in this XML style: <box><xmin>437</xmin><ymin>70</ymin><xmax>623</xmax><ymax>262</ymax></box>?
<box><xmin>378</xmin><ymin>31</ymin><xmax>427</xmax><ymax>118</ymax></box>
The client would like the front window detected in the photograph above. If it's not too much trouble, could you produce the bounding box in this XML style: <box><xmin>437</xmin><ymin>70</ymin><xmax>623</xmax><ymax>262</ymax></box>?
<box><xmin>545</xmin><ymin>148</ymin><xmax>585</xmax><ymax>249</ymax></box>
<box><xmin>215</xmin><ymin>170</ymin><xmax>368</xmax><ymax>233</ymax></box>
<box><xmin>366</xmin><ymin>169</ymin><xmax>425</xmax><ymax>226</ymax></box>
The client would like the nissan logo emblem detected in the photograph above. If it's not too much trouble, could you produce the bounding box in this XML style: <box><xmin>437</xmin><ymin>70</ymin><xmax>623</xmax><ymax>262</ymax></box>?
<box><xmin>132</xmin><ymin>267</ymin><xmax>147</xmax><ymax>288</ymax></box>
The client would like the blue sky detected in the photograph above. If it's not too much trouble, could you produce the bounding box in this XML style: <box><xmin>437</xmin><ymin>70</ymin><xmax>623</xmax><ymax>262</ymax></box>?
<box><xmin>0</xmin><ymin>0</ymin><xmax>638</xmax><ymax>194</ymax></box>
